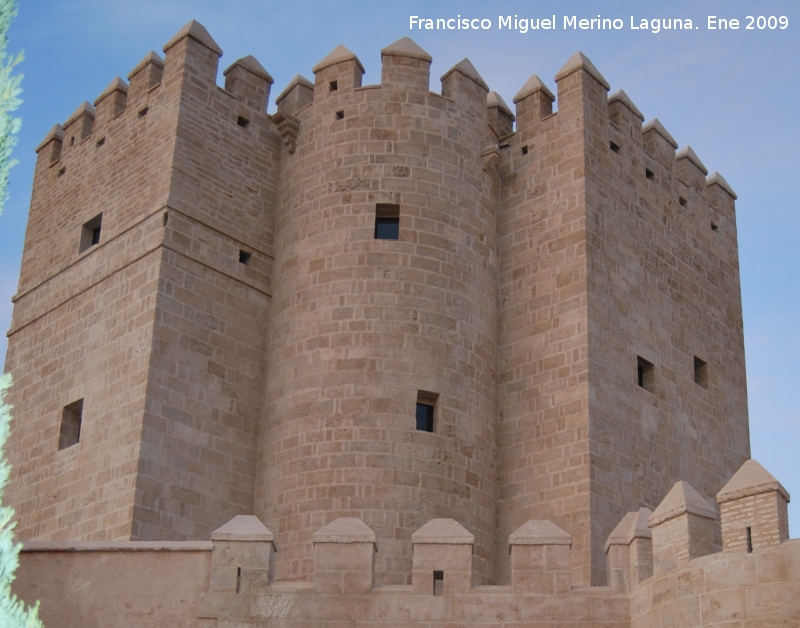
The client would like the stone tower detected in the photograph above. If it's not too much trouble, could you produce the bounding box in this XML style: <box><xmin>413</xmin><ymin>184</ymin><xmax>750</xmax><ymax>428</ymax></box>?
<box><xmin>3</xmin><ymin>21</ymin><xmax>749</xmax><ymax>587</ymax></box>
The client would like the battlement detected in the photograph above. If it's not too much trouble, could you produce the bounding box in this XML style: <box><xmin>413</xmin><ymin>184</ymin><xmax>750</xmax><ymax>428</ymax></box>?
<box><xmin>18</xmin><ymin>458</ymin><xmax>796</xmax><ymax>626</ymax></box>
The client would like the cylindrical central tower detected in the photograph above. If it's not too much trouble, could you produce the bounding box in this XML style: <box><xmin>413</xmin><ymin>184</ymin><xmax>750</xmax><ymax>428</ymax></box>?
<box><xmin>254</xmin><ymin>40</ymin><xmax>501</xmax><ymax>585</ymax></box>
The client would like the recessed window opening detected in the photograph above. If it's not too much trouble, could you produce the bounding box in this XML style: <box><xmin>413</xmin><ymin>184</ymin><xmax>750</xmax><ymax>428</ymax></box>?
<box><xmin>637</xmin><ymin>356</ymin><xmax>654</xmax><ymax>392</ymax></box>
<box><xmin>375</xmin><ymin>203</ymin><xmax>400</xmax><ymax>240</ymax></box>
<box><xmin>57</xmin><ymin>167</ymin><xmax>66</xmax><ymax>177</ymax></box>
<box><xmin>711</xmin><ymin>222</ymin><xmax>719</xmax><ymax>231</ymax></box>
<box><xmin>645</xmin><ymin>168</ymin><xmax>655</xmax><ymax>180</ymax></box>
<box><xmin>521</xmin><ymin>145</ymin><xmax>528</xmax><ymax>156</ymax></box>
<box><xmin>239</xmin><ymin>250</ymin><xmax>252</xmax><ymax>265</ymax></box>
<box><xmin>236</xmin><ymin>566</ymin><xmax>242</xmax><ymax>593</ymax></box>
<box><xmin>610</xmin><ymin>141</ymin><xmax>620</xmax><ymax>153</ymax></box>
<box><xmin>70</xmin><ymin>136</ymin><xmax>75</xmax><ymax>147</ymax></box>
<box><xmin>499</xmin><ymin>142</ymin><xmax>510</xmax><ymax>150</ymax></box>
<box><xmin>96</xmin><ymin>137</ymin><xmax>106</xmax><ymax>147</ymax></box>
<box><xmin>79</xmin><ymin>213</ymin><xmax>103</xmax><ymax>253</ymax></box>
<box><xmin>59</xmin><ymin>399</ymin><xmax>83</xmax><ymax>450</ymax></box>
<box><xmin>138</xmin><ymin>106</ymin><xmax>149</xmax><ymax>117</ymax></box>
<box><xmin>678</xmin><ymin>196</ymin><xmax>687</xmax><ymax>207</ymax></box>
<box><xmin>237</xmin><ymin>116</ymin><xmax>250</xmax><ymax>128</ymax></box>
<box><xmin>746</xmin><ymin>526</ymin><xmax>753</xmax><ymax>553</ymax></box>
<box><xmin>163</xmin><ymin>212</ymin><xmax>169</xmax><ymax>226</ymax></box>
<box><xmin>694</xmin><ymin>356</ymin><xmax>708</xmax><ymax>389</ymax></box>
<box><xmin>329</xmin><ymin>80</ymin><xmax>338</xmax><ymax>92</ymax></box>
<box><xmin>433</xmin><ymin>570</ymin><xmax>444</xmax><ymax>596</ymax></box>
<box><xmin>335</xmin><ymin>110</ymin><xmax>344</xmax><ymax>121</ymax></box>
<box><xmin>415</xmin><ymin>390</ymin><xmax>438</xmax><ymax>433</ymax></box>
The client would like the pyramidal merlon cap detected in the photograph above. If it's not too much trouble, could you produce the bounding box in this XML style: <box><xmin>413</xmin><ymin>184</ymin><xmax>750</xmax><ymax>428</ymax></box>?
<box><xmin>513</xmin><ymin>75</ymin><xmax>555</xmax><ymax>104</ymax></box>
<box><xmin>643</xmin><ymin>118</ymin><xmax>678</xmax><ymax>149</ymax></box>
<box><xmin>381</xmin><ymin>37</ymin><xmax>432</xmax><ymax>62</ymax></box>
<box><xmin>605</xmin><ymin>508</ymin><xmax>652</xmax><ymax>552</ymax></box>
<box><xmin>487</xmin><ymin>91</ymin><xmax>514</xmax><ymax>118</ymax></box>
<box><xmin>555</xmin><ymin>52</ymin><xmax>609</xmax><ymax>89</ymax></box>
<box><xmin>224</xmin><ymin>55</ymin><xmax>274</xmax><ymax>83</ymax></box>
<box><xmin>676</xmin><ymin>146</ymin><xmax>708</xmax><ymax>175</ymax></box>
<box><xmin>312</xmin><ymin>517</ymin><xmax>376</xmax><ymax>544</ymax></box>
<box><xmin>648</xmin><ymin>481</ymin><xmax>717</xmax><ymax>527</ymax></box>
<box><xmin>441</xmin><ymin>59</ymin><xmax>489</xmax><ymax>91</ymax></box>
<box><xmin>312</xmin><ymin>45</ymin><xmax>365</xmax><ymax>74</ymax></box>
<box><xmin>706</xmin><ymin>171</ymin><xmax>737</xmax><ymax>199</ymax></box>
<box><xmin>608</xmin><ymin>89</ymin><xmax>643</xmax><ymax>120</ymax></box>
<box><xmin>717</xmin><ymin>459</ymin><xmax>789</xmax><ymax>503</ymax></box>
<box><xmin>163</xmin><ymin>20</ymin><xmax>223</xmax><ymax>56</ymax></box>
<box><xmin>211</xmin><ymin>515</ymin><xmax>274</xmax><ymax>542</ymax></box>
<box><xmin>412</xmin><ymin>518</ymin><xmax>474</xmax><ymax>544</ymax></box>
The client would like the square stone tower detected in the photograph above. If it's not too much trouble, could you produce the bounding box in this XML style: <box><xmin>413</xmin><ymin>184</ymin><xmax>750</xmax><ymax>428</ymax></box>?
<box><xmin>3</xmin><ymin>22</ymin><xmax>749</xmax><ymax>587</ymax></box>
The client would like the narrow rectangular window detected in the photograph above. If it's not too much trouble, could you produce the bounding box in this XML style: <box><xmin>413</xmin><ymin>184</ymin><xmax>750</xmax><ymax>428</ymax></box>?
<box><xmin>375</xmin><ymin>204</ymin><xmax>400</xmax><ymax>240</ymax></box>
<box><xmin>59</xmin><ymin>399</ymin><xmax>83</xmax><ymax>450</ymax></box>
<box><xmin>694</xmin><ymin>356</ymin><xmax>708</xmax><ymax>389</ymax></box>
<box><xmin>746</xmin><ymin>526</ymin><xmax>753</xmax><ymax>553</ymax></box>
<box><xmin>433</xmin><ymin>570</ymin><xmax>444</xmax><ymax>596</ymax></box>
<box><xmin>637</xmin><ymin>356</ymin><xmax>654</xmax><ymax>392</ymax></box>
<box><xmin>80</xmin><ymin>213</ymin><xmax>103</xmax><ymax>253</ymax></box>
<box><xmin>416</xmin><ymin>390</ymin><xmax>438</xmax><ymax>432</ymax></box>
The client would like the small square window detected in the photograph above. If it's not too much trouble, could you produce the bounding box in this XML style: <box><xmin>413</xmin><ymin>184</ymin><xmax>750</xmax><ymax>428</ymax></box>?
<box><xmin>329</xmin><ymin>80</ymin><xmax>338</xmax><ymax>92</ymax></box>
<box><xmin>237</xmin><ymin>116</ymin><xmax>250</xmax><ymax>128</ymax></box>
<box><xmin>80</xmin><ymin>213</ymin><xmax>103</xmax><ymax>253</ymax></box>
<box><xmin>521</xmin><ymin>145</ymin><xmax>528</xmax><ymax>156</ymax></box>
<box><xmin>637</xmin><ymin>356</ymin><xmax>654</xmax><ymax>392</ymax></box>
<box><xmin>694</xmin><ymin>356</ymin><xmax>708</xmax><ymax>389</ymax></box>
<box><xmin>678</xmin><ymin>196</ymin><xmax>687</xmax><ymax>207</ymax></box>
<box><xmin>375</xmin><ymin>204</ymin><xmax>400</xmax><ymax>240</ymax></box>
<box><xmin>645</xmin><ymin>168</ymin><xmax>655</xmax><ymax>181</ymax></box>
<box><xmin>239</xmin><ymin>250</ymin><xmax>252</xmax><ymax>265</ymax></box>
<box><xmin>59</xmin><ymin>399</ymin><xmax>83</xmax><ymax>450</ymax></box>
<box><xmin>610</xmin><ymin>141</ymin><xmax>620</xmax><ymax>153</ymax></box>
<box><xmin>335</xmin><ymin>110</ymin><xmax>344</xmax><ymax>121</ymax></box>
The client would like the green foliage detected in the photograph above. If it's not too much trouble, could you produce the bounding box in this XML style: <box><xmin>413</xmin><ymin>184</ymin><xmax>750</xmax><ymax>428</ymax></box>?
<box><xmin>0</xmin><ymin>376</ymin><xmax>42</xmax><ymax>627</ymax></box>
<box><xmin>0</xmin><ymin>0</ymin><xmax>22</xmax><ymax>218</ymax></box>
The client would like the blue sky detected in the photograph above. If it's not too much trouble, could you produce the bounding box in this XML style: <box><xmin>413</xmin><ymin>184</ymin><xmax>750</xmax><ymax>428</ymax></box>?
<box><xmin>2</xmin><ymin>0</ymin><xmax>798</xmax><ymax>531</ymax></box>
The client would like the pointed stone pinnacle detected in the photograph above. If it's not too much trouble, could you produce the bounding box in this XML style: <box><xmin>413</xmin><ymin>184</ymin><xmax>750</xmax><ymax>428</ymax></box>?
<box><xmin>412</xmin><ymin>518</ymin><xmax>474</xmax><ymax>544</ymax></box>
<box><xmin>487</xmin><ymin>91</ymin><xmax>514</xmax><ymax>118</ymax></box>
<box><xmin>312</xmin><ymin>45</ymin><xmax>365</xmax><ymax>74</ymax></box>
<box><xmin>555</xmin><ymin>52</ymin><xmax>610</xmax><ymax>89</ymax></box>
<box><xmin>649</xmin><ymin>481</ymin><xmax>717</xmax><ymax>527</ymax></box>
<box><xmin>441</xmin><ymin>58</ymin><xmax>489</xmax><ymax>91</ymax></box>
<box><xmin>128</xmin><ymin>51</ymin><xmax>165</xmax><ymax>80</ymax></box>
<box><xmin>643</xmin><ymin>118</ymin><xmax>678</xmax><ymax>149</ymax></box>
<box><xmin>163</xmin><ymin>20</ymin><xmax>222</xmax><ymax>56</ymax></box>
<box><xmin>275</xmin><ymin>74</ymin><xmax>314</xmax><ymax>105</ymax></box>
<box><xmin>676</xmin><ymin>146</ymin><xmax>708</xmax><ymax>175</ymax></box>
<box><xmin>706</xmin><ymin>171</ymin><xmax>737</xmax><ymax>199</ymax></box>
<box><xmin>381</xmin><ymin>37</ymin><xmax>431</xmax><ymax>62</ymax></box>
<box><xmin>605</xmin><ymin>508</ymin><xmax>652</xmax><ymax>552</ymax></box>
<box><xmin>64</xmin><ymin>101</ymin><xmax>96</xmax><ymax>127</ymax></box>
<box><xmin>509</xmin><ymin>520</ymin><xmax>572</xmax><ymax>546</ymax></box>
<box><xmin>224</xmin><ymin>55</ymin><xmax>274</xmax><ymax>83</ymax></box>
<box><xmin>513</xmin><ymin>74</ymin><xmax>555</xmax><ymax>104</ymax></box>
<box><xmin>608</xmin><ymin>89</ymin><xmax>644</xmax><ymax>120</ymax></box>
<box><xmin>212</xmin><ymin>515</ymin><xmax>274</xmax><ymax>542</ymax></box>
<box><xmin>312</xmin><ymin>517</ymin><xmax>376</xmax><ymax>543</ymax></box>
<box><xmin>717</xmin><ymin>459</ymin><xmax>789</xmax><ymax>503</ymax></box>
<box><xmin>35</xmin><ymin>124</ymin><xmax>64</xmax><ymax>153</ymax></box>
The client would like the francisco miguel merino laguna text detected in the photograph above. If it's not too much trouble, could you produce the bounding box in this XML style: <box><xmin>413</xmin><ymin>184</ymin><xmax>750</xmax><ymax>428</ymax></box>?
<box><xmin>409</xmin><ymin>15</ymin><xmax>698</xmax><ymax>34</ymax></box>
